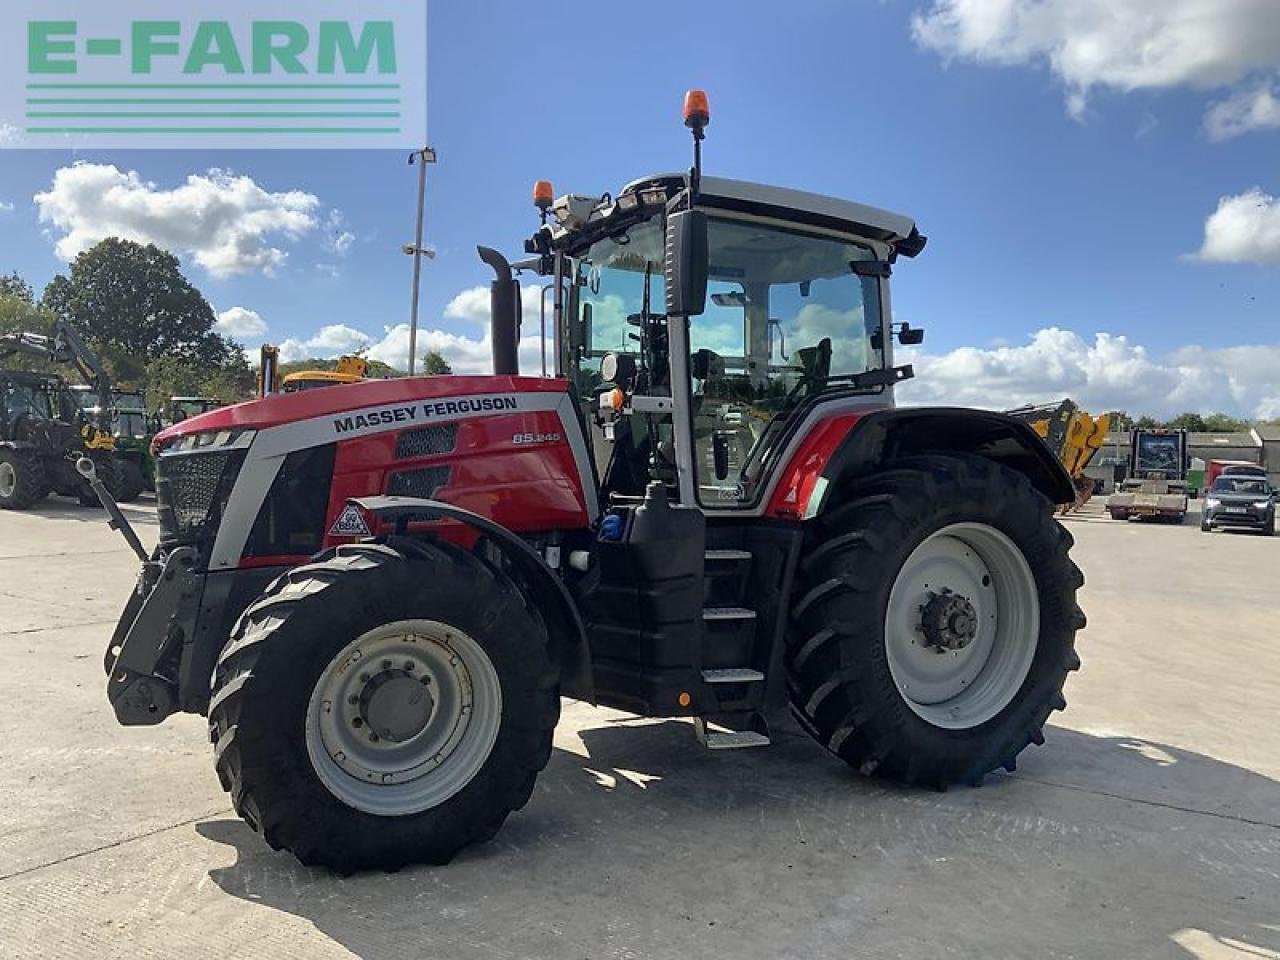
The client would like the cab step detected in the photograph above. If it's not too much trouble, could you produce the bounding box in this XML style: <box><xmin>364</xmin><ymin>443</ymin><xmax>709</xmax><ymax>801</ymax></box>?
<box><xmin>702</xmin><ymin>730</ymin><xmax>771</xmax><ymax>749</ymax></box>
<box><xmin>702</xmin><ymin>606</ymin><xmax>756</xmax><ymax>621</ymax></box>
<box><xmin>705</xmin><ymin>549</ymin><xmax>752</xmax><ymax>561</ymax></box>
<box><xmin>701</xmin><ymin>668</ymin><xmax>764</xmax><ymax>683</ymax></box>
<box><xmin>693</xmin><ymin>717</ymin><xmax>771</xmax><ymax>749</ymax></box>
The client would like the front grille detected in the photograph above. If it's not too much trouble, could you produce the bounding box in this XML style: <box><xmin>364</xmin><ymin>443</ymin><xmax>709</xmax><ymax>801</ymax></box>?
<box><xmin>155</xmin><ymin>450</ymin><xmax>246</xmax><ymax>548</ymax></box>
<box><xmin>396</xmin><ymin>424</ymin><xmax>457</xmax><ymax>459</ymax></box>
<box><xmin>387</xmin><ymin>466</ymin><xmax>450</xmax><ymax>498</ymax></box>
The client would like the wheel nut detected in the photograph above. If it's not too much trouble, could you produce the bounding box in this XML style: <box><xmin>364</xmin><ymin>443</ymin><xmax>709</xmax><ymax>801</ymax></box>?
<box><xmin>381</xmin><ymin>660</ymin><xmax>393</xmax><ymax>670</ymax></box>
<box><xmin>404</xmin><ymin>661</ymin><xmax>415</xmax><ymax>671</ymax></box>
<box><xmin>359</xmin><ymin>673</ymin><xmax>370</xmax><ymax>683</ymax></box>
<box><xmin>369</xmin><ymin>732</ymin><xmax>380</xmax><ymax>742</ymax></box>
<box><xmin>352</xmin><ymin>717</ymin><xmax>363</xmax><ymax>728</ymax></box>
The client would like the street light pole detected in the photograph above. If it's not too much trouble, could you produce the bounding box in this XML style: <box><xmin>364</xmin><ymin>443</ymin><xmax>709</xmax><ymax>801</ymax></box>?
<box><xmin>407</xmin><ymin>146</ymin><xmax>437</xmax><ymax>376</ymax></box>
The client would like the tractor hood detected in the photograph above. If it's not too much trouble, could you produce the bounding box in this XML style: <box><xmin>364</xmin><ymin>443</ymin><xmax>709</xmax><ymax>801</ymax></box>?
<box><xmin>155</xmin><ymin>375</ymin><xmax>568</xmax><ymax>450</ymax></box>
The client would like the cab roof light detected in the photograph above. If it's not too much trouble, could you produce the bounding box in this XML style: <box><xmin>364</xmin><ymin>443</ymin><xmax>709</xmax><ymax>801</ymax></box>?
<box><xmin>533</xmin><ymin>180</ymin><xmax>554</xmax><ymax>224</ymax></box>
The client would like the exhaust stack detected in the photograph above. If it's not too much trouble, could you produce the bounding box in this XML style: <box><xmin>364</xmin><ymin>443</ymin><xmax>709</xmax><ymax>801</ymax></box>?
<box><xmin>477</xmin><ymin>246</ymin><xmax>521</xmax><ymax>376</ymax></box>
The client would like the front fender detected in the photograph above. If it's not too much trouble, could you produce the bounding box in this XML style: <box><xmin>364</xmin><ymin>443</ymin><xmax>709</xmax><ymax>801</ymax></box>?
<box><xmin>821</xmin><ymin>407</ymin><xmax>1076</xmax><ymax>506</ymax></box>
<box><xmin>350</xmin><ymin>495</ymin><xmax>594</xmax><ymax>702</ymax></box>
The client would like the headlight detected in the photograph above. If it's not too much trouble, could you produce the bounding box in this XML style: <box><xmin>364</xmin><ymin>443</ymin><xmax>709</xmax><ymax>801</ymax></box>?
<box><xmin>1254</xmin><ymin>500</ymin><xmax>1273</xmax><ymax>509</ymax></box>
<box><xmin>1205</xmin><ymin>498</ymin><xmax>1220</xmax><ymax>508</ymax></box>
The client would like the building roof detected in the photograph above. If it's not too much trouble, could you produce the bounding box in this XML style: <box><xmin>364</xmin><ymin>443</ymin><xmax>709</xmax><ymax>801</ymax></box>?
<box><xmin>1188</xmin><ymin>432</ymin><xmax>1259</xmax><ymax>447</ymax></box>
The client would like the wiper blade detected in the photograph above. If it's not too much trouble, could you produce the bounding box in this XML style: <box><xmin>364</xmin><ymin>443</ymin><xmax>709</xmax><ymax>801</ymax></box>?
<box><xmin>822</xmin><ymin>365</ymin><xmax>915</xmax><ymax>390</ymax></box>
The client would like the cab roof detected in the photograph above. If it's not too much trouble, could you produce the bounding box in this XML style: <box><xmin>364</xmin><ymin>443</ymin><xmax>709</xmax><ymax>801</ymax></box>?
<box><xmin>623</xmin><ymin>173</ymin><xmax>927</xmax><ymax>258</ymax></box>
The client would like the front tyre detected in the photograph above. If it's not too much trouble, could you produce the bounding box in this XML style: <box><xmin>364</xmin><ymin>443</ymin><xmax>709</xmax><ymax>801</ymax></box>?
<box><xmin>208</xmin><ymin>541</ymin><xmax>560</xmax><ymax>873</ymax></box>
<box><xmin>787</xmin><ymin>454</ymin><xmax>1084</xmax><ymax>788</ymax></box>
<box><xmin>0</xmin><ymin>449</ymin><xmax>47</xmax><ymax>510</ymax></box>
<box><xmin>116</xmin><ymin>458</ymin><xmax>145</xmax><ymax>502</ymax></box>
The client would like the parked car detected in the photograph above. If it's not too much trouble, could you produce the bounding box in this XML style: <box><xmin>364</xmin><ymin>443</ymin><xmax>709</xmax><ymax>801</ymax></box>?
<box><xmin>1204</xmin><ymin>459</ymin><xmax>1265</xmax><ymax>491</ymax></box>
<box><xmin>1200</xmin><ymin>475</ymin><xmax>1276</xmax><ymax>535</ymax></box>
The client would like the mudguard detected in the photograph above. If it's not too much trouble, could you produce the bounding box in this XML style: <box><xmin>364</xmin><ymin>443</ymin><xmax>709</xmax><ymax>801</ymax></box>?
<box><xmin>822</xmin><ymin>407</ymin><xmax>1076</xmax><ymax>506</ymax></box>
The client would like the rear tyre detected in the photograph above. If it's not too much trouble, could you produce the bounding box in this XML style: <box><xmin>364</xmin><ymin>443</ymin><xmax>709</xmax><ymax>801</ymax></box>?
<box><xmin>116</xmin><ymin>459</ymin><xmax>145</xmax><ymax>503</ymax></box>
<box><xmin>208</xmin><ymin>541</ymin><xmax>560</xmax><ymax>873</ymax></box>
<box><xmin>787</xmin><ymin>454</ymin><xmax>1083</xmax><ymax>788</ymax></box>
<box><xmin>0</xmin><ymin>448</ymin><xmax>48</xmax><ymax>510</ymax></box>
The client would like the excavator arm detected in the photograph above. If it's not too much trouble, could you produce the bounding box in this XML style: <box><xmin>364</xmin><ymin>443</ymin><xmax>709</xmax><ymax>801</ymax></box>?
<box><xmin>1005</xmin><ymin>399</ymin><xmax>1112</xmax><ymax>513</ymax></box>
<box><xmin>0</xmin><ymin>321</ymin><xmax>114</xmax><ymax>439</ymax></box>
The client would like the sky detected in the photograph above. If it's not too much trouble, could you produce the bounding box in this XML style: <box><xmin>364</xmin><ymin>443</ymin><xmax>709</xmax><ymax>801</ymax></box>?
<box><xmin>1</xmin><ymin>0</ymin><xmax>1279</xmax><ymax>418</ymax></box>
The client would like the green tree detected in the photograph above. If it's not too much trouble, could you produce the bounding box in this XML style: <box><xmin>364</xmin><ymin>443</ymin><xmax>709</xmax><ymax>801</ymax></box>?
<box><xmin>1202</xmin><ymin>412</ymin><xmax>1247</xmax><ymax>433</ymax></box>
<box><xmin>1134</xmin><ymin>415</ymin><xmax>1161</xmax><ymax>429</ymax></box>
<box><xmin>1166</xmin><ymin>412</ymin><xmax>1208</xmax><ymax>432</ymax></box>
<box><xmin>41</xmin><ymin>239</ymin><xmax>234</xmax><ymax>365</ymax></box>
<box><xmin>1103</xmin><ymin>410</ymin><xmax>1132</xmax><ymax>431</ymax></box>
<box><xmin>422</xmin><ymin>350</ymin><xmax>453</xmax><ymax>375</ymax></box>
<box><xmin>0</xmin><ymin>272</ymin><xmax>34</xmax><ymax>304</ymax></box>
<box><xmin>0</xmin><ymin>289</ymin><xmax>57</xmax><ymax>372</ymax></box>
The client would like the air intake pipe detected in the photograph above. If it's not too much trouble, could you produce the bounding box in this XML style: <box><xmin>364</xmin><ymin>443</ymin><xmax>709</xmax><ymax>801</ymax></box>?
<box><xmin>477</xmin><ymin>246</ymin><xmax>521</xmax><ymax>375</ymax></box>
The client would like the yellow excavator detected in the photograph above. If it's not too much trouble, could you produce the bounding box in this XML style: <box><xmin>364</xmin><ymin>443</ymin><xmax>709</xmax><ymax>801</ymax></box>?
<box><xmin>258</xmin><ymin>345</ymin><xmax>370</xmax><ymax>397</ymax></box>
<box><xmin>1006</xmin><ymin>399</ymin><xmax>1112</xmax><ymax>513</ymax></box>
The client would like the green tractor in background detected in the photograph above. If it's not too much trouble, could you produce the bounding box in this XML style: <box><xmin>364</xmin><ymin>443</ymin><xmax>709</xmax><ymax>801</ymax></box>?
<box><xmin>69</xmin><ymin>385</ymin><xmax>157</xmax><ymax>502</ymax></box>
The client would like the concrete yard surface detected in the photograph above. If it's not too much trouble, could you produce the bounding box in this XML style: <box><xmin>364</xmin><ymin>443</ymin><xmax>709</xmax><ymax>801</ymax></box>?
<box><xmin>0</xmin><ymin>497</ymin><xmax>1278</xmax><ymax>959</ymax></box>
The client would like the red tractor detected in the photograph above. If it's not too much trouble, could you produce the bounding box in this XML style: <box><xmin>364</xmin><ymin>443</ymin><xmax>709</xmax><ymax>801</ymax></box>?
<box><xmin>97</xmin><ymin>94</ymin><xmax>1083</xmax><ymax>873</ymax></box>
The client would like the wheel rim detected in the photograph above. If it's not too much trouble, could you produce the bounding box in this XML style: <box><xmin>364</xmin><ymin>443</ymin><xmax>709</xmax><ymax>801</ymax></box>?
<box><xmin>885</xmin><ymin>523</ymin><xmax>1039</xmax><ymax>730</ymax></box>
<box><xmin>305</xmin><ymin>619</ymin><xmax>502</xmax><ymax>816</ymax></box>
<box><xmin>0</xmin><ymin>461</ymin><xmax>16</xmax><ymax>499</ymax></box>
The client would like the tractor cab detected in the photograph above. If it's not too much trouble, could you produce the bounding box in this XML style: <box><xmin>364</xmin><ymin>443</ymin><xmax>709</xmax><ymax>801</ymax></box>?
<box><xmin>507</xmin><ymin>96</ymin><xmax>926</xmax><ymax>514</ymax></box>
<box><xmin>532</xmin><ymin>175</ymin><xmax>925</xmax><ymax>510</ymax></box>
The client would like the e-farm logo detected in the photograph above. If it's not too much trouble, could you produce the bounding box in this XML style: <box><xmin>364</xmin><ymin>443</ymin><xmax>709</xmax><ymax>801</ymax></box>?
<box><xmin>1</xmin><ymin>1</ymin><xmax>426</xmax><ymax>149</ymax></box>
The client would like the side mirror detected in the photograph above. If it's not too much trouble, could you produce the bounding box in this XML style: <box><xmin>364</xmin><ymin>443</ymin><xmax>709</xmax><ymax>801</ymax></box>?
<box><xmin>664</xmin><ymin>208</ymin><xmax>708</xmax><ymax>317</ymax></box>
<box><xmin>897</xmin><ymin>322</ymin><xmax>924</xmax><ymax>346</ymax></box>
<box><xmin>690</xmin><ymin>348</ymin><xmax>725</xmax><ymax>381</ymax></box>
<box><xmin>581</xmin><ymin>302</ymin><xmax>593</xmax><ymax>355</ymax></box>
<box><xmin>712</xmin><ymin>431</ymin><xmax>731</xmax><ymax>481</ymax></box>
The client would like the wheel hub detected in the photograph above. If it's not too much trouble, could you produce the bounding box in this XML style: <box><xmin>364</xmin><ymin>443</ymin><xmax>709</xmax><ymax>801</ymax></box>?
<box><xmin>0</xmin><ymin>462</ymin><xmax>16</xmax><ymax>499</ymax></box>
<box><xmin>359</xmin><ymin>670</ymin><xmax>434</xmax><ymax>742</ymax></box>
<box><xmin>919</xmin><ymin>589</ymin><xmax>979</xmax><ymax>653</ymax></box>
<box><xmin>305</xmin><ymin>619</ymin><xmax>503</xmax><ymax>816</ymax></box>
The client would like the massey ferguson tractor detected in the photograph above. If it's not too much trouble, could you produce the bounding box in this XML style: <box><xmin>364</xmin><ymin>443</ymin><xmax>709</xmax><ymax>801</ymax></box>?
<box><xmin>95</xmin><ymin>93</ymin><xmax>1084</xmax><ymax>873</ymax></box>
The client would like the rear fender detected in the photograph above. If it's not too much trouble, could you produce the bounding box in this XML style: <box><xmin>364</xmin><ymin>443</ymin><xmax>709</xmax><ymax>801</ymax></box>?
<box><xmin>817</xmin><ymin>407</ymin><xmax>1075</xmax><ymax>508</ymax></box>
<box><xmin>350</xmin><ymin>496</ymin><xmax>594</xmax><ymax>702</ymax></box>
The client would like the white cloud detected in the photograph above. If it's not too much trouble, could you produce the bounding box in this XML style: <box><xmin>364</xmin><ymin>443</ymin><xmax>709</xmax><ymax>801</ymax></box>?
<box><xmin>276</xmin><ymin>324</ymin><xmax>371</xmax><ymax>363</ymax></box>
<box><xmin>271</xmin><ymin>284</ymin><xmax>552</xmax><ymax>373</ymax></box>
<box><xmin>1204</xmin><ymin>82</ymin><xmax>1280</xmax><ymax>140</ymax></box>
<box><xmin>322</xmin><ymin>209</ymin><xmax>355</xmax><ymax>256</ymax></box>
<box><xmin>34</xmin><ymin>163</ymin><xmax>321</xmax><ymax>278</ymax></box>
<box><xmin>911</xmin><ymin>0</ymin><xmax>1280</xmax><ymax>119</ymax></box>
<box><xmin>898</xmin><ymin>327</ymin><xmax>1280</xmax><ymax>419</ymax></box>
<box><xmin>444</xmin><ymin>283</ymin><xmax>546</xmax><ymax>324</ymax></box>
<box><xmin>1191</xmin><ymin>188</ymin><xmax>1280</xmax><ymax>265</ymax></box>
<box><xmin>215</xmin><ymin>306</ymin><xmax>267</xmax><ymax>339</ymax></box>
<box><xmin>0</xmin><ymin>200</ymin><xmax>13</xmax><ymax>214</ymax></box>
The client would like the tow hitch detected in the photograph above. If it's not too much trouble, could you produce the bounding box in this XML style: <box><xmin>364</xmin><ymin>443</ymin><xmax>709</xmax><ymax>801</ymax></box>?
<box><xmin>77</xmin><ymin>456</ymin><xmax>149</xmax><ymax>564</ymax></box>
<box><xmin>81</xmin><ymin>457</ymin><xmax>193</xmax><ymax>725</ymax></box>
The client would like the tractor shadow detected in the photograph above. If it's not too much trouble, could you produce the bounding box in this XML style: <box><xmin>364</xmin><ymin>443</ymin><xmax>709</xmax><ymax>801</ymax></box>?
<box><xmin>21</xmin><ymin>495</ymin><xmax>158</xmax><ymax>526</ymax></box>
<box><xmin>197</xmin><ymin>718</ymin><xmax>1280</xmax><ymax>960</ymax></box>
